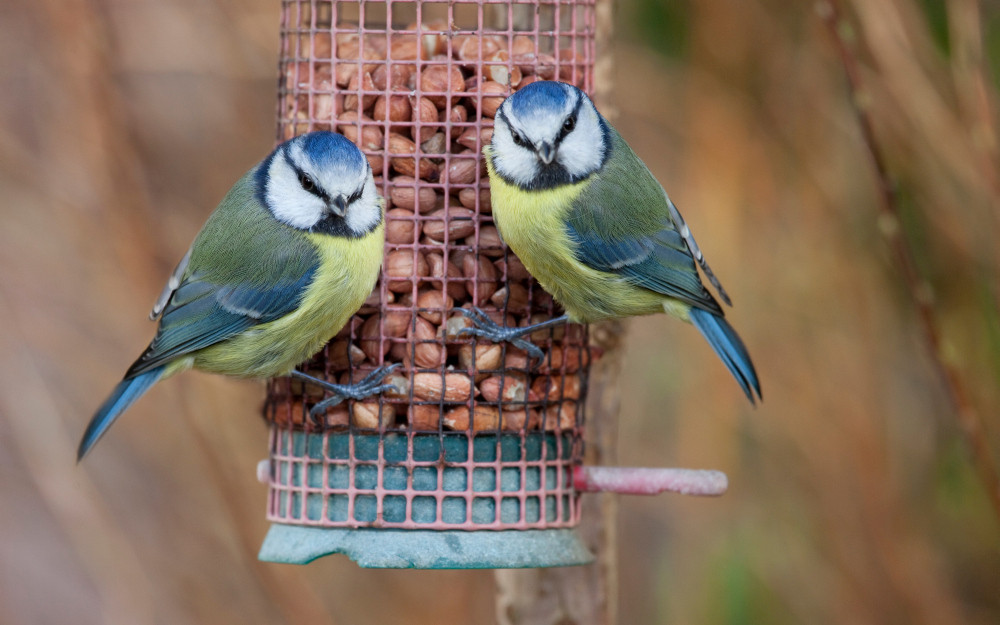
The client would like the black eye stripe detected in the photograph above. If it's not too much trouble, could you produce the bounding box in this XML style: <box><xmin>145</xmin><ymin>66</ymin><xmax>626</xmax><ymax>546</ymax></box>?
<box><xmin>290</xmin><ymin>162</ymin><xmax>329</xmax><ymax>201</ymax></box>
<box><xmin>498</xmin><ymin>108</ymin><xmax>530</xmax><ymax>148</ymax></box>
<box><xmin>556</xmin><ymin>113</ymin><xmax>578</xmax><ymax>143</ymax></box>
<box><xmin>555</xmin><ymin>95</ymin><xmax>585</xmax><ymax>144</ymax></box>
<box><xmin>501</xmin><ymin>106</ymin><xmax>579</xmax><ymax>151</ymax></box>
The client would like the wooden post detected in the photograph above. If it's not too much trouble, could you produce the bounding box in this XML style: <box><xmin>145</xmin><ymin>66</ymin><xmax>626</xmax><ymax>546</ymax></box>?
<box><xmin>494</xmin><ymin>320</ymin><xmax>625</xmax><ymax>625</ymax></box>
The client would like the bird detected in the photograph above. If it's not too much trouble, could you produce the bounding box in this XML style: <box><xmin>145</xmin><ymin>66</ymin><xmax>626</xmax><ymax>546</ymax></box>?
<box><xmin>463</xmin><ymin>80</ymin><xmax>760</xmax><ymax>404</ymax></box>
<box><xmin>78</xmin><ymin>131</ymin><xmax>397</xmax><ymax>460</ymax></box>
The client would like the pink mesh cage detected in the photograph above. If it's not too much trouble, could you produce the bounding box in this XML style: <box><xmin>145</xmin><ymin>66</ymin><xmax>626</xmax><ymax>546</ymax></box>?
<box><xmin>262</xmin><ymin>0</ymin><xmax>598</xmax><ymax>533</ymax></box>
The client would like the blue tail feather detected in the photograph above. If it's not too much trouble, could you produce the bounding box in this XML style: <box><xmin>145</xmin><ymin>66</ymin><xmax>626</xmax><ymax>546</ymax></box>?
<box><xmin>689</xmin><ymin>308</ymin><xmax>761</xmax><ymax>404</ymax></box>
<box><xmin>77</xmin><ymin>366</ymin><xmax>165</xmax><ymax>461</ymax></box>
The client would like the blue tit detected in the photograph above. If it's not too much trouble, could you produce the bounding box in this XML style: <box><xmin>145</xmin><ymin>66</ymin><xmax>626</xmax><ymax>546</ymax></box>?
<box><xmin>465</xmin><ymin>81</ymin><xmax>760</xmax><ymax>404</ymax></box>
<box><xmin>78</xmin><ymin>131</ymin><xmax>397</xmax><ymax>460</ymax></box>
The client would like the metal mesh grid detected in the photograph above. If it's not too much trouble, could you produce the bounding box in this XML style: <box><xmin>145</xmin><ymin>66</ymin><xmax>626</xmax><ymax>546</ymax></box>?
<box><xmin>264</xmin><ymin>0</ymin><xmax>597</xmax><ymax>530</ymax></box>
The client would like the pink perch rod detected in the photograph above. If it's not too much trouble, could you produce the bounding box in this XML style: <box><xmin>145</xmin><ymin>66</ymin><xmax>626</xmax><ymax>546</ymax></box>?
<box><xmin>574</xmin><ymin>466</ymin><xmax>729</xmax><ymax>497</ymax></box>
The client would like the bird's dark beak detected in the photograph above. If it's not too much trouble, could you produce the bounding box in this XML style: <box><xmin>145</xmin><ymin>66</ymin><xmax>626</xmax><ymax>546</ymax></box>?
<box><xmin>329</xmin><ymin>195</ymin><xmax>348</xmax><ymax>217</ymax></box>
<box><xmin>537</xmin><ymin>141</ymin><xmax>556</xmax><ymax>165</ymax></box>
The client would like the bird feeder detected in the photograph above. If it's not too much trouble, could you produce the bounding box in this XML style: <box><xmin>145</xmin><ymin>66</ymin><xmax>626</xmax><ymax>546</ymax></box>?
<box><xmin>257</xmin><ymin>0</ymin><xmax>726</xmax><ymax>569</ymax></box>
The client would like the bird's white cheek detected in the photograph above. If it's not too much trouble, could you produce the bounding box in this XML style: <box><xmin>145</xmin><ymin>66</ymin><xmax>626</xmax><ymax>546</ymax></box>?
<box><xmin>493</xmin><ymin>139</ymin><xmax>540</xmax><ymax>187</ymax></box>
<box><xmin>556</xmin><ymin>131</ymin><xmax>602</xmax><ymax>178</ymax></box>
<box><xmin>269</xmin><ymin>190</ymin><xmax>326</xmax><ymax>229</ymax></box>
<box><xmin>345</xmin><ymin>199</ymin><xmax>381</xmax><ymax>234</ymax></box>
<box><xmin>266</xmin><ymin>156</ymin><xmax>326</xmax><ymax>228</ymax></box>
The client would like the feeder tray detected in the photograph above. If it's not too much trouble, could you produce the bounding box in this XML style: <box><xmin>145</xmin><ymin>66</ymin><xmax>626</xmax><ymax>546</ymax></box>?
<box><xmin>258</xmin><ymin>0</ymin><xmax>726</xmax><ymax>569</ymax></box>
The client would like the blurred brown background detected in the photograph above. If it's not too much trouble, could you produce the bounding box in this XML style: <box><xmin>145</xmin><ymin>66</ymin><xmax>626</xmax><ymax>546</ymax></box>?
<box><xmin>2</xmin><ymin>0</ymin><xmax>999</xmax><ymax>623</ymax></box>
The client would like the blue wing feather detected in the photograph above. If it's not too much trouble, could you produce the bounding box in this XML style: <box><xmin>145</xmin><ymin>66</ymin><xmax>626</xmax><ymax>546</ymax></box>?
<box><xmin>566</xmin><ymin>220</ymin><xmax>722</xmax><ymax>314</ymax></box>
<box><xmin>689</xmin><ymin>308</ymin><xmax>761</xmax><ymax>403</ymax></box>
<box><xmin>569</xmin><ymin>230</ymin><xmax>653</xmax><ymax>271</ymax></box>
<box><xmin>126</xmin><ymin>267</ymin><xmax>317</xmax><ymax>377</ymax></box>
<box><xmin>77</xmin><ymin>366</ymin><xmax>166</xmax><ymax>461</ymax></box>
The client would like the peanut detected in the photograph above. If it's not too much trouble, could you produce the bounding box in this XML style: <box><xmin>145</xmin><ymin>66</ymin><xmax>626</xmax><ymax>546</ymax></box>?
<box><xmin>372</xmin><ymin>63</ymin><xmax>414</xmax><ymax>90</ymax></box>
<box><xmin>416</xmin><ymin>289</ymin><xmax>454</xmax><ymax>325</ymax></box>
<box><xmin>410</xmin><ymin>404</ymin><xmax>441</xmax><ymax>430</ymax></box>
<box><xmin>385</xmin><ymin>208</ymin><xmax>419</xmax><ymax>244</ymax></box>
<box><xmin>383</xmin><ymin>373</ymin><xmax>411</xmax><ymax>398</ymax></box>
<box><xmin>418</xmin><ymin>65</ymin><xmax>466</xmax><ymax>108</ymax></box>
<box><xmin>410</xmin><ymin>96</ymin><xmax>439</xmax><ymax>143</ymax></box>
<box><xmin>389</xmin><ymin>177</ymin><xmax>437</xmax><ymax>212</ymax></box>
<box><xmin>443</xmin><ymin>405</ymin><xmax>500</xmax><ymax>431</ymax></box>
<box><xmin>484</xmin><ymin>50</ymin><xmax>522</xmax><ymax>87</ymax></box>
<box><xmin>373</xmin><ymin>94</ymin><xmax>411</xmax><ymax>124</ymax></box>
<box><xmin>479</xmin><ymin>375</ymin><xmax>530</xmax><ymax>404</ymax></box>
<box><xmin>328</xmin><ymin>339</ymin><xmax>366</xmax><ymax>370</ymax></box>
<box><xmin>408</xmin><ymin>317</ymin><xmax>445</xmax><ymax>369</ymax></box>
<box><xmin>423</xmin><ymin>207</ymin><xmax>476</xmax><ymax>241</ymax></box>
<box><xmin>500</xmin><ymin>408</ymin><xmax>541</xmax><ymax>431</ymax></box>
<box><xmin>543</xmin><ymin>401</ymin><xmax>577</xmax><ymax>431</ymax></box>
<box><xmin>385</xmin><ymin>249</ymin><xmax>429</xmax><ymax>293</ymax></box>
<box><xmin>411</xmin><ymin>372</ymin><xmax>473</xmax><ymax>402</ymax></box>
<box><xmin>276</xmin><ymin>31</ymin><xmax>598</xmax><ymax>429</ymax></box>
<box><xmin>458</xmin><ymin>343</ymin><xmax>503</xmax><ymax>372</ymax></box>
<box><xmin>539</xmin><ymin>346</ymin><xmax>590</xmax><ymax>374</ymax></box>
<box><xmin>387</xmin><ymin>133</ymin><xmax>439</xmax><ymax>180</ymax></box>
<box><xmin>445</xmin><ymin>104</ymin><xmax>468</xmax><ymax>124</ymax></box>
<box><xmin>351</xmin><ymin>401</ymin><xmax>396</xmax><ymax>429</ymax></box>
<box><xmin>447</xmin><ymin>156</ymin><xmax>479</xmax><ymax>185</ymax></box>
<box><xmin>453</xmin><ymin>34</ymin><xmax>501</xmax><ymax>62</ymax></box>
<box><xmin>476</xmin><ymin>225</ymin><xmax>504</xmax><ymax>256</ymax></box>
<box><xmin>344</xmin><ymin>72</ymin><xmax>377</xmax><ymax>111</ymax></box>
<box><xmin>425</xmin><ymin>253</ymin><xmax>467</xmax><ymax>301</ymax></box>
<box><xmin>440</xmin><ymin>311</ymin><xmax>475</xmax><ymax>341</ymax></box>
<box><xmin>531</xmin><ymin>374</ymin><xmax>582</xmax><ymax>402</ymax></box>
<box><xmin>336</xmin><ymin>111</ymin><xmax>384</xmax><ymax>150</ymax></box>
<box><xmin>458</xmin><ymin>187</ymin><xmax>492</xmax><ymax>212</ymax></box>
<box><xmin>490</xmin><ymin>282</ymin><xmax>530</xmax><ymax>312</ymax></box>
<box><xmin>462</xmin><ymin>253</ymin><xmax>498</xmax><ymax>303</ymax></box>
<box><xmin>495</xmin><ymin>255</ymin><xmax>530</xmax><ymax>281</ymax></box>
<box><xmin>476</xmin><ymin>80</ymin><xmax>507</xmax><ymax>118</ymax></box>
<box><xmin>359</xmin><ymin>315</ymin><xmax>390</xmax><ymax>362</ymax></box>
<box><xmin>457</xmin><ymin>126</ymin><xmax>495</xmax><ymax>151</ymax></box>
<box><xmin>389</xmin><ymin>35</ymin><xmax>429</xmax><ymax>61</ymax></box>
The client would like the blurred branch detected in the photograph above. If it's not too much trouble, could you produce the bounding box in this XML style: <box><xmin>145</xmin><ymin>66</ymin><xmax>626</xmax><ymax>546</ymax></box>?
<box><xmin>945</xmin><ymin>0</ymin><xmax>1000</xmax><ymax>322</ymax></box>
<box><xmin>818</xmin><ymin>0</ymin><xmax>1000</xmax><ymax>523</ymax></box>
<box><xmin>946</xmin><ymin>0</ymin><xmax>1000</xmax><ymax>195</ymax></box>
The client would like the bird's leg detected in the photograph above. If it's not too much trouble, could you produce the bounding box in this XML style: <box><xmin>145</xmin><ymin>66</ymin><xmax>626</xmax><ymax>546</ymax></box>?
<box><xmin>290</xmin><ymin>364</ymin><xmax>402</xmax><ymax>423</ymax></box>
<box><xmin>457</xmin><ymin>309</ymin><xmax>570</xmax><ymax>364</ymax></box>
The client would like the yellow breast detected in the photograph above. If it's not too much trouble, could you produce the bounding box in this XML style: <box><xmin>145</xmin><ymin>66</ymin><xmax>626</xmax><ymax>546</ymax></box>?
<box><xmin>192</xmin><ymin>223</ymin><xmax>384</xmax><ymax>378</ymax></box>
<box><xmin>485</xmin><ymin>148</ymin><xmax>665</xmax><ymax>322</ymax></box>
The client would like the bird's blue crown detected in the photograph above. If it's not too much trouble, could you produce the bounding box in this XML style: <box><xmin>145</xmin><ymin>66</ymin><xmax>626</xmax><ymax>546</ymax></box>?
<box><xmin>293</xmin><ymin>131</ymin><xmax>366</xmax><ymax>172</ymax></box>
<box><xmin>506</xmin><ymin>81</ymin><xmax>578</xmax><ymax>115</ymax></box>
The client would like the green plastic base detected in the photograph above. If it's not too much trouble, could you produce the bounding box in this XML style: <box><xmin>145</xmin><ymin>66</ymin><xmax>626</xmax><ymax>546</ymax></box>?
<box><xmin>258</xmin><ymin>525</ymin><xmax>594</xmax><ymax>569</ymax></box>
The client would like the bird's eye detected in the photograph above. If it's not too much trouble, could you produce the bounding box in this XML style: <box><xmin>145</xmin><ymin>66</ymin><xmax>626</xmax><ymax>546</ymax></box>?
<box><xmin>563</xmin><ymin>116</ymin><xmax>576</xmax><ymax>133</ymax></box>
<box><xmin>510</xmin><ymin>130</ymin><xmax>528</xmax><ymax>147</ymax></box>
<box><xmin>298</xmin><ymin>172</ymin><xmax>316</xmax><ymax>192</ymax></box>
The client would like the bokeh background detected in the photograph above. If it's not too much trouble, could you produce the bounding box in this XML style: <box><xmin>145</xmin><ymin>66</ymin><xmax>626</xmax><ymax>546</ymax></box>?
<box><xmin>2</xmin><ymin>0</ymin><xmax>999</xmax><ymax>623</ymax></box>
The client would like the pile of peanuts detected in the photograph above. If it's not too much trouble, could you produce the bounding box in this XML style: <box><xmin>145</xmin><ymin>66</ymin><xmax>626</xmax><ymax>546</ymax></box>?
<box><xmin>269</xmin><ymin>26</ymin><xmax>593</xmax><ymax>433</ymax></box>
